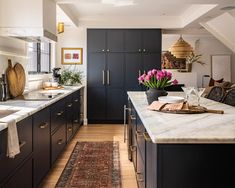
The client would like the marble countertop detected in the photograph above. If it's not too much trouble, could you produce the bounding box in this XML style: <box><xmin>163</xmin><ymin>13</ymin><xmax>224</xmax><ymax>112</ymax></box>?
<box><xmin>0</xmin><ymin>85</ymin><xmax>84</xmax><ymax>132</ymax></box>
<box><xmin>128</xmin><ymin>91</ymin><xmax>235</xmax><ymax>144</ymax></box>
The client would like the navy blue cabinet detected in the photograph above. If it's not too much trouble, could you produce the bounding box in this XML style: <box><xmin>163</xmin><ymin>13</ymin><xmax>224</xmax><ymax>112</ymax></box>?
<box><xmin>88</xmin><ymin>29</ymin><xmax>162</xmax><ymax>123</ymax></box>
<box><xmin>33</xmin><ymin>107</ymin><xmax>50</xmax><ymax>187</ymax></box>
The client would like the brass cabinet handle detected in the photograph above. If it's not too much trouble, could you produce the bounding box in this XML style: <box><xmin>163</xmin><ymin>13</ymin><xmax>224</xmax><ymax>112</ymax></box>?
<box><xmin>143</xmin><ymin>132</ymin><xmax>152</xmax><ymax>142</ymax></box>
<box><xmin>57</xmin><ymin>139</ymin><xmax>63</xmax><ymax>145</ymax></box>
<box><xmin>102</xmin><ymin>49</ymin><xmax>105</xmax><ymax>52</ymax></box>
<box><xmin>107</xmin><ymin>70</ymin><xmax>110</xmax><ymax>85</ymax></box>
<box><xmin>74</xmin><ymin>99</ymin><xmax>79</xmax><ymax>102</ymax></box>
<box><xmin>136</xmin><ymin>130</ymin><xmax>144</xmax><ymax>137</ymax></box>
<box><xmin>130</xmin><ymin>145</ymin><xmax>137</xmax><ymax>152</ymax></box>
<box><xmin>39</xmin><ymin>122</ymin><xmax>48</xmax><ymax>129</ymax></box>
<box><xmin>136</xmin><ymin>172</ymin><xmax>144</xmax><ymax>182</ymax></box>
<box><xmin>67</xmin><ymin>103</ymin><xmax>73</xmax><ymax>108</ymax></box>
<box><xmin>19</xmin><ymin>141</ymin><xmax>26</xmax><ymax>148</ymax></box>
<box><xmin>130</xmin><ymin>115</ymin><xmax>136</xmax><ymax>120</ymax></box>
<box><xmin>138</xmin><ymin>49</ymin><xmax>141</xmax><ymax>53</ymax></box>
<box><xmin>143</xmin><ymin>49</ymin><xmax>146</xmax><ymax>53</ymax></box>
<box><xmin>74</xmin><ymin>119</ymin><xmax>79</xmax><ymax>123</ymax></box>
<box><xmin>68</xmin><ymin>127</ymin><xmax>72</xmax><ymax>132</ymax></box>
<box><xmin>107</xmin><ymin>49</ymin><xmax>110</xmax><ymax>52</ymax></box>
<box><xmin>56</xmin><ymin>111</ymin><xmax>64</xmax><ymax>116</ymax></box>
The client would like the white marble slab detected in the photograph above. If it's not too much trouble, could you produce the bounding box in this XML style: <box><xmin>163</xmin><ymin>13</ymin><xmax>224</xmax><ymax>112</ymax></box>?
<box><xmin>0</xmin><ymin>85</ymin><xmax>85</xmax><ymax>132</ymax></box>
<box><xmin>128</xmin><ymin>91</ymin><xmax>235</xmax><ymax>144</ymax></box>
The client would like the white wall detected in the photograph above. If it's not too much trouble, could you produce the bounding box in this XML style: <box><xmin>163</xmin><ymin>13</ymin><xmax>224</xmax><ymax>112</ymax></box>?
<box><xmin>55</xmin><ymin>26</ymin><xmax>87</xmax><ymax>124</ymax></box>
<box><xmin>162</xmin><ymin>34</ymin><xmax>235</xmax><ymax>86</ymax></box>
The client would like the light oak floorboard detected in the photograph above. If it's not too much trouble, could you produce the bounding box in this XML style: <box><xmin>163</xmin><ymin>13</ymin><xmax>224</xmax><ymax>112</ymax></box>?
<box><xmin>41</xmin><ymin>124</ymin><xmax>138</xmax><ymax>188</ymax></box>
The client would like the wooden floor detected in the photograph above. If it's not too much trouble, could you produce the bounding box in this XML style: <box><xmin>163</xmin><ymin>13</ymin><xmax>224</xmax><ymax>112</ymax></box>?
<box><xmin>41</xmin><ymin>124</ymin><xmax>138</xmax><ymax>188</ymax></box>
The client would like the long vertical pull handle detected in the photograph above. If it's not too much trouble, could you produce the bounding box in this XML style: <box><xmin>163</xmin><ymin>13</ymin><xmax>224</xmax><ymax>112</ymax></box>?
<box><xmin>124</xmin><ymin>105</ymin><xmax>127</xmax><ymax>143</ymax></box>
<box><xmin>102</xmin><ymin>70</ymin><xmax>105</xmax><ymax>85</ymax></box>
<box><xmin>107</xmin><ymin>70</ymin><xmax>110</xmax><ymax>85</ymax></box>
<box><xmin>138</xmin><ymin>70</ymin><xmax>141</xmax><ymax>85</ymax></box>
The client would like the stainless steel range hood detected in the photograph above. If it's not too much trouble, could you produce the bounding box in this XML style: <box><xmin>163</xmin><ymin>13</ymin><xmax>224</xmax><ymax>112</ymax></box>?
<box><xmin>0</xmin><ymin>0</ymin><xmax>57</xmax><ymax>42</ymax></box>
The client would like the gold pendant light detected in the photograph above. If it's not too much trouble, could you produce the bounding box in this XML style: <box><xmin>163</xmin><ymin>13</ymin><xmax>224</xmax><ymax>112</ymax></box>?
<box><xmin>168</xmin><ymin>35</ymin><xmax>193</xmax><ymax>59</ymax></box>
<box><xmin>57</xmin><ymin>22</ymin><xmax>64</xmax><ymax>34</ymax></box>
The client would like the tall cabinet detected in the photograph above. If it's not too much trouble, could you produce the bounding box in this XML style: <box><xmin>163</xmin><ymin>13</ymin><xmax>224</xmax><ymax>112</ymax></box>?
<box><xmin>87</xmin><ymin>29</ymin><xmax>162</xmax><ymax>123</ymax></box>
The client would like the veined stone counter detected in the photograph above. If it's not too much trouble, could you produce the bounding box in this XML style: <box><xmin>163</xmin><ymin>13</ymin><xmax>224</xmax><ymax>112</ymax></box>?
<box><xmin>0</xmin><ymin>85</ymin><xmax>84</xmax><ymax>131</ymax></box>
<box><xmin>127</xmin><ymin>91</ymin><xmax>235</xmax><ymax>144</ymax></box>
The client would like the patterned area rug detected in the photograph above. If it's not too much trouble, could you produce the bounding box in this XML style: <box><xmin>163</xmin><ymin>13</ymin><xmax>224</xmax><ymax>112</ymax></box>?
<box><xmin>56</xmin><ymin>141</ymin><xmax>121</xmax><ymax>188</ymax></box>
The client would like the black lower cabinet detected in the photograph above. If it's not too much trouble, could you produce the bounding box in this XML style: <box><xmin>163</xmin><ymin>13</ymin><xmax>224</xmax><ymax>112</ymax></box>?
<box><xmin>33</xmin><ymin>107</ymin><xmax>50</xmax><ymax>187</ymax></box>
<box><xmin>0</xmin><ymin>116</ymin><xmax>33</xmax><ymax>184</ymax></box>
<box><xmin>3</xmin><ymin>157</ymin><xmax>33</xmax><ymax>188</ymax></box>
<box><xmin>65</xmin><ymin>94</ymin><xmax>74</xmax><ymax>142</ymax></box>
<box><xmin>51</xmin><ymin>123</ymin><xmax>66</xmax><ymax>165</ymax></box>
<box><xmin>128</xmin><ymin>99</ymin><xmax>235</xmax><ymax>188</ymax></box>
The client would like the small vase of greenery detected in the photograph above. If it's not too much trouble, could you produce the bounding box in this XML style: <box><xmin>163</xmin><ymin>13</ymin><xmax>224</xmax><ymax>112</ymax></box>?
<box><xmin>60</xmin><ymin>70</ymin><xmax>83</xmax><ymax>86</ymax></box>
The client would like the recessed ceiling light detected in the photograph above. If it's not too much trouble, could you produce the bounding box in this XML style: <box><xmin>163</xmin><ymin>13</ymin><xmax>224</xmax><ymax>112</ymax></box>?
<box><xmin>101</xmin><ymin>0</ymin><xmax>135</xmax><ymax>7</ymax></box>
<box><xmin>220</xmin><ymin>6</ymin><xmax>235</xmax><ymax>11</ymax></box>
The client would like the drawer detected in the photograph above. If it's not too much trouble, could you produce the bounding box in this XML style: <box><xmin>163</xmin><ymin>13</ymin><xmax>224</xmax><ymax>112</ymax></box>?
<box><xmin>3</xmin><ymin>157</ymin><xmax>33</xmax><ymax>188</ymax></box>
<box><xmin>0</xmin><ymin>117</ymin><xmax>33</xmax><ymax>182</ymax></box>
<box><xmin>137</xmin><ymin>147</ymin><xmax>145</xmax><ymax>188</ymax></box>
<box><xmin>51</xmin><ymin>99</ymin><xmax>66</xmax><ymax>133</ymax></box>
<box><xmin>51</xmin><ymin>124</ymin><xmax>66</xmax><ymax>165</ymax></box>
<box><xmin>136</xmin><ymin>116</ymin><xmax>145</xmax><ymax>163</ymax></box>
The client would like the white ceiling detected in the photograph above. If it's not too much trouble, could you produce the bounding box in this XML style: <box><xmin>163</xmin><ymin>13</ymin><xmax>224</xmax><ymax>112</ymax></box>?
<box><xmin>56</xmin><ymin>0</ymin><xmax>235</xmax><ymax>31</ymax></box>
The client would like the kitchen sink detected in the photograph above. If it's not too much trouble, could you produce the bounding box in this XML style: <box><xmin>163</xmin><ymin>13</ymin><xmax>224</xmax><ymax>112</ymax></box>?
<box><xmin>0</xmin><ymin>110</ymin><xmax>18</xmax><ymax>119</ymax></box>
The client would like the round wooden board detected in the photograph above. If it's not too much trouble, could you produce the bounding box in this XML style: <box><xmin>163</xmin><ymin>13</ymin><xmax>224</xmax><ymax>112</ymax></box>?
<box><xmin>6</xmin><ymin>60</ymin><xmax>26</xmax><ymax>98</ymax></box>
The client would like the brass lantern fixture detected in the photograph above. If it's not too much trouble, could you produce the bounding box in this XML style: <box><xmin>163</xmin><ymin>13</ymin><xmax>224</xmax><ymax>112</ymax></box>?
<box><xmin>57</xmin><ymin>22</ymin><xmax>64</xmax><ymax>34</ymax></box>
<box><xmin>168</xmin><ymin>35</ymin><xmax>193</xmax><ymax>59</ymax></box>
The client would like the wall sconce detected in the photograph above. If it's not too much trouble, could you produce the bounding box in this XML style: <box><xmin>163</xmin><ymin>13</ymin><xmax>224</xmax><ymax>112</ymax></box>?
<box><xmin>57</xmin><ymin>22</ymin><xmax>64</xmax><ymax>34</ymax></box>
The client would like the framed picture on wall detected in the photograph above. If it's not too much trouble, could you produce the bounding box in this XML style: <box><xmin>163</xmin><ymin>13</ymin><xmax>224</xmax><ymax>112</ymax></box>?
<box><xmin>61</xmin><ymin>48</ymin><xmax>83</xmax><ymax>65</ymax></box>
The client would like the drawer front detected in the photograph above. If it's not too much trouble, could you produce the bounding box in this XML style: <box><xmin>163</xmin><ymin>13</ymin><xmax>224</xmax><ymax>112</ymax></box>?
<box><xmin>51</xmin><ymin>124</ymin><xmax>66</xmax><ymax>165</ymax></box>
<box><xmin>137</xmin><ymin>147</ymin><xmax>145</xmax><ymax>188</ymax></box>
<box><xmin>66</xmin><ymin>95</ymin><xmax>74</xmax><ymax>142</ymax></box>
<box><xmin>51</xmin><ymin>99</ymin><xmax>66</xmax><ymax>133</ymax></box>
<box><xmin>33</xmin><ymin>108</ymin><xmax>50</xmax><ymax>186</ymax></box>
<box><xmin>0</xmin><ymin>117</ymin><xmax>33</xmax><ymax>182</ymax></box>
<box><xmin>131</xmin><ymin>129</ymin><xmax>137</xmax><ymax>171</ymax></box>
<box><xmin>136</xmin><ymin>116</ymin><xmax>145</xmax><ymax>163</ymax></box>
<box><xmin>3</xmin><ymin>157</ymin><xmax>33</xmax><ymax>188</ymax></box>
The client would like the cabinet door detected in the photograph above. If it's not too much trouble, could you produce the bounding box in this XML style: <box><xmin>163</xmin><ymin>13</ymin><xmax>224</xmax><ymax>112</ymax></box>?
<box><xmin>125</xmin><ymin>53</ymin><xmax>142</xmax><ymax>91</ymax></box>
<box><xmin>107</xmin><ymin>30</ymin><xmax>124</xmax><ymax>52</ymax></box>
<box><xmin>137</xmin><ymin>147</ymin><xmax>145</xmax><ymax>188</ymax></box>
<box><xmin>33</xmin><ymin>108</ymin><xmax>50</xmax><ymax>187</ymax></box>
<box><xmin>51</xmin><ymin>124</ymin><xmax>66</xmax><ymax>165</ymax></box>
<box><xmin>0</xmin><ymin>117</ymin><xmax>32</xmax><ymax>182</ymax></box>
<box><xmin>87</xmin><ymin>29</ymin><xmax>106</xmax><ymax>52</ymax></box>
<box><xmin>3</xmin><ymin>158</ymin><xmax>33</xmax><ymax>188</ymax></box>
<box><xmin>73</xmin><ymin>90</ymin><xmax>81</xmax><ymax>133</ymax></box>
<box><xmin>87</xmin><ymin>87</ymin><xmax>106</xmax><ymax>122</ymax></box>
<box><xmin>106</xmin><ymin>53</ymin><xmax>124</xmax><ymax>88</ymax></box>
<box><xmin>143</xmin><ymin>53</ymin><xmax>161</xmax><ymax>73</ymax></box>
<box><xmin>87</xmin><ymin>53</ymin><xmax>106</xmax><ymax>87</ymax></box>
<box><xmin>106</xmin><ymin>88</ymin><xmax>125</xmax><ymax>121</ymax></box>
<box><xmin>142</xmin><ymin>29</ymin><xmax>162</xmax><ymax>53</ymax></box>
<box><xmin>125</xmin><ymin>30</ymin><xmax>142</xmax><ymax>52</ymax></box>
<box><xmin>65</xmin><ymin>95</ymin><xmax>73</xmax><ymax>142</ymax></box>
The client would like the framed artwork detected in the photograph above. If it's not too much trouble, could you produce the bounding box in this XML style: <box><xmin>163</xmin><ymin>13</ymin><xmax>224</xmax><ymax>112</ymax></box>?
<box><xmin>61</xmin><ymin>48</ymin><xmax>83</xmax><ymax>65</ymax></box>
<box><xmin>161</xmin><ymin>51</ymin><xmax>186</xmax><ymax>70</ymax></box>
<box><xmin>211</xmin><ymin>54</ymin><xmax>231</xmax><ymax>81</ymax></box>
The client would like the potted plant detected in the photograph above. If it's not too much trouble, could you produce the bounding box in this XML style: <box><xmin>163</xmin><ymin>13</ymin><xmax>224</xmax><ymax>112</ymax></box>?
<box><xmin>60</xmin><ymin>70</ymin><xmax>83</xmax><ymax>86</ymax></box>
<box><xmin>185</xmin><ymin>52</ymin><xmax>204</xmax><ymax>72</ymax></box>
<box><xmin>138</xmin><ymin>69</ymin><xmax>178</xmax><ymax>104</ymax></box>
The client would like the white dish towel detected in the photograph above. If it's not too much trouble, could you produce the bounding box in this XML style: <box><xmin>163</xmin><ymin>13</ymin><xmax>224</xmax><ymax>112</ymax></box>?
<box><xmin>4</xmin><ymin>119</ymin><xmax>20</xmax><ymax>158</ymax></box>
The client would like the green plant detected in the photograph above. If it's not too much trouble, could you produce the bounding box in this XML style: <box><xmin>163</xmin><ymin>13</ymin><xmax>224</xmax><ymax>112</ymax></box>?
<box><xmin>186</xmin><ymin>52</ymin><xmax>205</xmax><ymax>65</ymax></box>
<box><xmin>60</xmin><ymin>70</ymin><xmax>83</xmax><ymax>85</ymax></box>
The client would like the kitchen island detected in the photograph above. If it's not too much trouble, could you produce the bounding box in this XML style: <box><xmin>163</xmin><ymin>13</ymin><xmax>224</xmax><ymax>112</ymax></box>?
<box><xmin>127</xmin><ymin>91</ymin><xmax>235</xmax><ymax>188</ymax></box>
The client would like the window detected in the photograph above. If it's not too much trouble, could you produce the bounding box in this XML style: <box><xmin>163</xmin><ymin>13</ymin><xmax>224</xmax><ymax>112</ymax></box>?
<box><xmin>28</xmin><ymin>42</ymin><xmax>51</xmax><ymax>73</ymax></box>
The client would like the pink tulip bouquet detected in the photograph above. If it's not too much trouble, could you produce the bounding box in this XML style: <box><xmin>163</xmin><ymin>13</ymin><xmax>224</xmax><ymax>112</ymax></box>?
<box><xmin>138</xmin><ymin>69</ymin><xmax>178</xmax><ymax>89</ymax></box>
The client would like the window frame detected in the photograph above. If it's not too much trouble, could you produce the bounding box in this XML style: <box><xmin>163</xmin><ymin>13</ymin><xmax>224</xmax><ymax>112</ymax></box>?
<box><xmin>28</xmin><ymin>43</ymin><xmax>51</xmax><ymax>74</ymax></box>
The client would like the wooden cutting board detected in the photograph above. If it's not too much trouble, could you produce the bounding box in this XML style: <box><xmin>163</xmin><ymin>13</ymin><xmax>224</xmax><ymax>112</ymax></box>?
<box><xmin>6</xmin><ymin>59</ymin><xmax>26</xmax><ymax>98</ymax></box>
